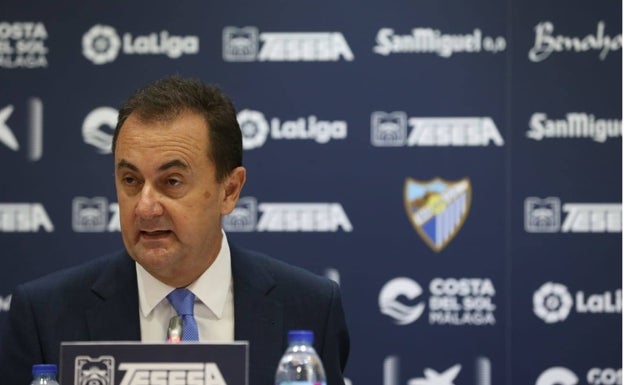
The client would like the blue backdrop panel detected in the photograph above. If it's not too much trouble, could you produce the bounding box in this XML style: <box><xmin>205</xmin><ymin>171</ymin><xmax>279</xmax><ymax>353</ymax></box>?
<box><xmin>0</xmin><ymin>1</ymin><xmax>620</xmax><ymax>384</ymax></box>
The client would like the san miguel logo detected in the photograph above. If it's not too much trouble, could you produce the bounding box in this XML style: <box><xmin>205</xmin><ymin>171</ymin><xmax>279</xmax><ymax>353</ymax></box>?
<box><xmin>403</xmin><ymin>177</ymin><xmax>471</xmax><ymax>252</ymax></box>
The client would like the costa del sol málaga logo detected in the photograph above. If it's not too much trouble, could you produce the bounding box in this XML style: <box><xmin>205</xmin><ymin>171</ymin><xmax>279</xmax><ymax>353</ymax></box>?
<box><xmin>404</xmin><ymin>177</ymin><xmax>471</xmax><ymax>252</ymax></box>
<box><xmin>533</xmin><ymin>282</ymin><xmax>573</xmax><ymax>323</ymax></box>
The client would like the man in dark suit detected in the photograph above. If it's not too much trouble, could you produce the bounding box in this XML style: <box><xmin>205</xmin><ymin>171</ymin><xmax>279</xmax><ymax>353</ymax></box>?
<box><xmin>0</xmin><ymin>76</ymin><xmax>350</xmax><ymax>385</ymax></box>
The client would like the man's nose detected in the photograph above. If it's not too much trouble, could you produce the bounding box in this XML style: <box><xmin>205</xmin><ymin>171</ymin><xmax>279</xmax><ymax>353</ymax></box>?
<box><xmin>135</xmin><ymin>185</ymin><xmax>164</xmax><ymax>218</ymax></box>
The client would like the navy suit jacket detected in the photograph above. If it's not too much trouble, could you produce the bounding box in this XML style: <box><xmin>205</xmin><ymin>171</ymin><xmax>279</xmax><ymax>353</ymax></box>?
<box><xmin>0</xmin><ymin>244</ymin><xmax>350</xmax><ymax>385</ymax></box>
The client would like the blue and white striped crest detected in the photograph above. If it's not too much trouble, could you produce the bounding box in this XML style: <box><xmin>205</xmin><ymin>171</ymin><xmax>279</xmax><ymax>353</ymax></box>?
<box><xmin>404</xmin><ymin>177</ymin><xmax>472</xmax><ymax>252</ymax></box>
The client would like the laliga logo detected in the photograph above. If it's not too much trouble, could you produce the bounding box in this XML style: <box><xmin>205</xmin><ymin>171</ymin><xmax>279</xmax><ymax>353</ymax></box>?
<box><xmin>237</xmin><ymin>109</ymin><xmax>347</xmax><ymax>149</ymax></box>
<box><xmin>533</xmin><ymin>282</ymin><xmax>573</xmax><ymax>323</ymax></box>
<box><xmin>378</xmin><ymin>277</ymin><xmax>426</xmax><ymax>325</ymax></box>
<box><xmin>237</xmin><ymin>110</ymin><xmax>270</xmax><ymax>150</ymax></box>
<box><xmin>82</xmin><ymin>24</ymin><xmax>199</xmax><ymax>65</ymax></box>
<box><xmin>534</xmin><ymin>282</ymin><xmax>622</xmax><ymax>323</ymax></box>
<box><xmin>82</xmin><ymin>25</ymin><xmax>121</xmax><ymax>64</ymax></box>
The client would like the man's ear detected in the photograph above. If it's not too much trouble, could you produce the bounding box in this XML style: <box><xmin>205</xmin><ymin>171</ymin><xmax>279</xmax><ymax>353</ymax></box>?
<box><xmin>221</xmin><ymin>166</ymin><xmax>246</xmax><ymax>215</ymax></box>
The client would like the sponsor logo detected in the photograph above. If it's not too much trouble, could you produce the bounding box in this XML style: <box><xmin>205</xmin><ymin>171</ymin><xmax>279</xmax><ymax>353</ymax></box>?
<box><xmin>404</xmin><ymin>178</ymin><xmax>471</xmax><ymax>252</ymax></box>
<box><xmin>0</xmin><ymin>105</ymin><xmax>18</xmax><ymax>152</ymax></box>
<box><xmin>119</xmin><ymin>363</ymin><xmax>226</xmax><ymax>385</ymax></box>
<box><xmin>0</xmin><ymin>98</ymin><xmax>44</xmax><ymax>161</ymax></box>
<box><xmin>373</xmin><ymin>27</ymin><xmax>506</xmax><ymax>57</ymax></box>
<box><xmin>524</xmin><ymin>197</ymin><xmax>561</xmax><ymax>232</ymax></box>
<box><xmin>371</xmin><ymin>112</ymin><xmax>504</xmax><ymax>147</ymax></box>
<box><xmin>0</xmin><ymin>21</ymin><xmax>48</xmax><ymax>69</ymax></box>
<box><xmin>82</xmin><ymin>24</ymin><xmax>199</xmax><ymax>65</ymax></box>
<box><xmin>223</xmin><ymin>26</ymin><xmax>354</xmax><ymax>62</ymax></box>
<box><xmin>536</xmin><ymin>366</ymin><xmax>622</xmax><ymax>385</ymax></box>
<box><xmin>529</xmin><ymin>21</ymin><xmax>622</xmax><ymax>62</ymax></box>
<box><xmin>82</xmin><ymin>106</ymin><xmax>118</xmax><ymax>153</ymax></box>
<box><xmin>75</xmin><ymin>357</ymin><xmax>228</xmax><ymax>385</ymax></box>
<box><xmin>525</xmin><ymin>197</ymin><xmax>622</xmax><ymax>233</ymax></box>
<box><xmin>0</xmin><ymin>295</ymin><xmax>11</xmax><ymax>312</ymax></box>
<box><xmin>527</xmin><ymin>113</ymin><xmax>621</xmax><ymax>142</ymax></box>
<box><xmin>75</xmin><ymin>355</ymin><xmax>115</xmax><ymax>385</ymax></box>
<box><xmin>237</xmin><ymin>109</ymin><xmax>347</xmax><ymax>149</ymax></box>
<box><xmin>223</xmin><ymin>196</ymin><xmax>353</xmax><ymax>232</ymax></box>
<box><xmin>384</xmin><ymin>356</ymin><xmax>491</xmax><ymax>385</ymax></box>
<box><xmin>533</xmin><ymin>282</ymin><xmax>574</xmax><ymax>323</ymax></box>
<box><xmin>587</xmin><ymin>368</ymin><xmax>622</xmax><ymax>385</ymax></box>
<box><xmin>72</xmin><ymin>197</ymin><xmax>120</xmax><ymax>232</ymax></box>
<box><xmin>533</xmin><ymin>282</ymin><xmax>621</xmax><ymax>323</ymax></box>
<box><xmin>379</xmin><ymin>277</ymin><xmax>496</xmax><ymax>327</ymax></box>
<box><xmin>536</xmin><ymin>367</ymin><xmax>579</xmax><ymax>385</ymax></box>
<box><xmin>379</xmin><ymin>277</ymin><xmax>426</xmax><ymax>325</ymax></box>
<box><xmin>0</xmin><ymin>203</ymin><xmax>53</xmax><ymax>232</ymax></box>
<box><xmin>410</xmin><ymin>364</ymin><xmax>461</xmax><ymax>385</ymax></box>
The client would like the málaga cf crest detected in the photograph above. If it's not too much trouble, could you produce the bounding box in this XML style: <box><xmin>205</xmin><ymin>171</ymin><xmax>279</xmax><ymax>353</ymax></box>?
<box><xmin>404</xmin><ymin>177</ymin><xmax>472</xmax><ymax>252</ymax></box>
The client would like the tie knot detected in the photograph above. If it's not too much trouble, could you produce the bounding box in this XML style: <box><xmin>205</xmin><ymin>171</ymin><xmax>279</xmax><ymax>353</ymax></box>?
<box><xmin>167</xmin><ymin>288</ymin><xmax>195</xmax><ymax>316</ymax></box>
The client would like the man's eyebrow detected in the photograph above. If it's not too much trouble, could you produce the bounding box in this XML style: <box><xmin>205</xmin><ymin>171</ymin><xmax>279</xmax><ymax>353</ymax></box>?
<box><xmin>116</xmin><ymin>159</ymin><xmax>189</xmax><ymax>173</ymax></box>
<box><xmin>117</xmin><ymin>159</ymin><xmax>138</xmax><ymax>172</ymax></box>
<box><xmin>158</xmin><ymin>159</ymin><xmax>189</xmax><ymax>172</ymax></box>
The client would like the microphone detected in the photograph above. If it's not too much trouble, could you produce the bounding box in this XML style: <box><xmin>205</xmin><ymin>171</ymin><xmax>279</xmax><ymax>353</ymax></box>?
<box><xmin>167</xmin><ymin>315</ymin><xmax>183</xmax><ymax>343</ymax></box>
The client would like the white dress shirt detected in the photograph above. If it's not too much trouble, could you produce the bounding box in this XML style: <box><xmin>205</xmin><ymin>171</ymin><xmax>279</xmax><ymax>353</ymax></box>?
<box><xmin>136</xmin><ymin>231</ymin><xmax>235</xmax><ymax>342</ymax></box>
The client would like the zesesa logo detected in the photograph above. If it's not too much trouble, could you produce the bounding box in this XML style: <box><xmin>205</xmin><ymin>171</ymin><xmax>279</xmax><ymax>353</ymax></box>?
<box><xmin>0</xmin><ymin>203</ymin><xmax>53</xmax><ymax>232</ymax></box>
<box><xmin>223</xmin><ymin>26</ymin><xmax>354</xmax><ymax>62</ymax></box>
<box><xmin>370</xmin><ymin>111</ymin><xmax>504</xmax><ymax>147</ymax></box>
<box><xmin>524</xmin><ymin>197</ymin><xmax>621</xmax><ymax>233</ymax></box>
<box><xmin>223</xmin><ymin>196</ymin><xmax>353</xmax><ymax>232</ymax></box>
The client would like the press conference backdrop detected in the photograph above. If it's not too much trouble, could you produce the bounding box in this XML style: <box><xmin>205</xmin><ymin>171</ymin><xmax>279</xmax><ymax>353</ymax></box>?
<box><xmin>0</xmin><ymin>0</ymin><xmax>621</xmax><ymax>384</ymax></box>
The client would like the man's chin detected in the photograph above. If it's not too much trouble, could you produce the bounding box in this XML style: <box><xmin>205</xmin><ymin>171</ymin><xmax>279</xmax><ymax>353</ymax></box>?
<box><xmin>131</xmin><ymin>247</ymin><xmax>176</xmax><ymax>268</ymax></box>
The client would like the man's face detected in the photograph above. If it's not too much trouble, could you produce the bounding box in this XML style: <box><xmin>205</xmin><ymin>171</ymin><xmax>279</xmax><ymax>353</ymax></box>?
<box><xmin>114</xmin><ymin>110</ymin><xmax>245</xmax><ymax>287</ymax></box>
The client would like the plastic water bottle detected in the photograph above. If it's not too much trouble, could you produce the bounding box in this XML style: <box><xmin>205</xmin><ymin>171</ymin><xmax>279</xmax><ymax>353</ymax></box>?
<box><xmin>275</xmin><ymin>330</ymin><xmax>327</xmax><ymax>385</ymax></box>
<box><xmin>30</xmin><ymin>364</ymin><xmax>60</xmax><ymax>385</ymax></box>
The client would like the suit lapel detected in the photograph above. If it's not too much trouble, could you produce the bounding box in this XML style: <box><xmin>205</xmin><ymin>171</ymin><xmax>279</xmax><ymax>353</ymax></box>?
<box><xmin>86</xmin><ymin>252</ymin><xmax>141</xmax><ymax>341</ymax></box>
<box><xmin>231</xmin><ymin>245</ymin><xmax>284</xmax><ymax>384</ymax></box>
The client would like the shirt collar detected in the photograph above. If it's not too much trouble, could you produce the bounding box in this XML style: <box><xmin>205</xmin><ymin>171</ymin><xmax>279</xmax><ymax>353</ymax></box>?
<box><xmin>136</xmin><ymin>230</ymin><xmax>233</xmax><ymax>319</ymax></box>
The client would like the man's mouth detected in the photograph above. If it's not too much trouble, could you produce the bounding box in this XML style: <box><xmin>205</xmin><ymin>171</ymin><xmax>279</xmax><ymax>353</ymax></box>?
<box><xmin>140</xmin><ymin>230</ymin><xmax>172</xmax><ymax>237</ymax></box>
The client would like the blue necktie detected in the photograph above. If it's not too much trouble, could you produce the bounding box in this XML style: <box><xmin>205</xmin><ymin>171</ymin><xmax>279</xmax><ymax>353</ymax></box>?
<box><xmin>166</xmin><ymin>288</ymin><xmax>199</xmax><ymax>341</ymax></box>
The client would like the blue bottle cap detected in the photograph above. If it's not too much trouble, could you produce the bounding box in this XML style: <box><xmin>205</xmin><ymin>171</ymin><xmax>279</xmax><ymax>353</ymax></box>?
<box><xmin>288</xmin><ymin>330</ymin><xmax>314</xmax><ymax>344</ymax></box>
<box><xmin>32</xmin><ymin>364</ymin><xmax>57</xmax><ymax>376</ymax></box>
